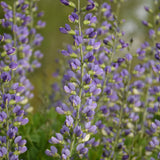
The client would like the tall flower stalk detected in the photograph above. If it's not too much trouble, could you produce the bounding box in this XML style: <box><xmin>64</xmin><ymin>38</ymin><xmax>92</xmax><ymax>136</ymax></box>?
<box><xmin>46</xmin><ymin>0</ymin><xmax>102</xmax><ymax>159</ymax></box>
<box><xmin>0</xmin><ymin>0</ymin><xmax>45</xmax><ymax>159</ymax></box>
<box><xmin>69</xmin><ymin>0</ymin><xmax>84</xmax><ymax>157</ymax></box>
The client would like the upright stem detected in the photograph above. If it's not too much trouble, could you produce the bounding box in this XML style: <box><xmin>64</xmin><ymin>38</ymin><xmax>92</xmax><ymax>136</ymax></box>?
<box><xmin>68</xmin><ymin>0</ymin><xmax>84</xmax><ymax>159</ymax></box>
<box><xmin>30</xmin><ymin>1</ymin><xmax>34</xmax><ymax>29</ymax></box>
<box><xmin>111</xmin><ymin>102</ymin><xmax>123</xmax><ymax>160</ymax></box>
<box><xmin>140</xmin><ymin>89</ymin><xmax>149</xmax><ymax>138</ymax></box>
<box><xmin>5</xmin><ymin>100</ymin><xmax>9</xmax><ymax>160</ymax></box>
<box><xmin>139</xmin><ymin>85</ymin><xmax>149</xmax><ymax>158</ymax></box>
<box><xmin>128</xmin><ymin>122</ymin><xmax>137</xmax><ymax>160</ymax></box>
<box><xmin>13</xmin><ymin>0</ymin><xmax>17</xmax><ymax>51</ymax></box>
<box><xmin>97</xmin><ymin>1</ymin><xmax>121</xmax><ymax>104</ymax></box>
<box><xmin>30</xmin><ymin>0</ymin><xmax>34</xmax><ymax>48</ymax></box>
<box><xmin>12</xmin><ymin>0</ymin><xmax>17</xmax><ymax>79</ymax></box>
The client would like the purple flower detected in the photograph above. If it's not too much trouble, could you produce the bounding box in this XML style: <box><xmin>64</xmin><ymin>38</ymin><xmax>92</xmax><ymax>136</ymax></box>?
<box><xmin>37</xmin><ymin>20</ymin><xmax>46</xmax><ymax>28</ymax></box>
<box><xmin>69</xmin><ymin>12</ymin><xmax>79</xmax><ymax>22</ymax></box>
<box><xmin>74</xmin><ymin>126</ymin><xmax>83</xmax><ymax>137</ymax></box>
<box><xmin>60</xmin><ymin>24</ymin><xmax>71</xmax><ymax>34</ymax></box>
<box><xmin>69</xmin><ymin>95</ymin><xmax>81</xmax><ymax>106</ymax></box>
<box><xmin>142</xmin><ymin>20</ymin><xmax>149</xmax><ymax>26</ymax></box>
<box><xmin>156</xmin><ymin>43</ymin><xmax>160</xmax><ymax>49</ymax></box>
<box><xmin>84</xmin><ymin>51</ymin><xmax>95</xmax><ymax>62</ymax></box>
<box><xmin>64</xmin><ymin>83</ymin><xmax>75</xmax><ymax>93</ymax></box>
<box><xmin>74</xmin><ymin>35</ymin><xmax>83</xmax><ymax>46</ymax></box>
<box><xmin>62</xmin><ymin>148</ymin><xmax>70</xmax><ymax>159</ymax></box>
<box><xmin>149</xmin><ymin>29</ymin><xmax>155</xmax><ymax>38</ymax></box>
<box><xmin>0</xmin><ymin>2</ymin><xmax>8</xmax><ymax>8</ymax></box>
<box><xmin>149</xmin><ymin>137</ymin><xmax>159</xmax><ymax>148</ymax></box>
<box><xmin>7</xmin><ymin>47</ymin><xmax>16</xmax><ymax>55</ymax></box>
<box><xmin>83</xmin><ymin>74</ymin><xmax>92</xmax><ymax>84</ymax></box>
<box><xmin>45</xmin><ymin>146</ymin><xmax>58</xmax><ymax>156</ymax></box>
<box><xmin>119</xmin><ymin>39</ymin><xmax>128</xmax><ymax>48</ymax></box>
<box><xmin>9</xmin><ymin>62</ymin><xmax>18</xmax><ymax>70</ymax></box>
<box><xmin>86</xmin><ymin>0</ymin><xmax>95</xmax><ymax>11</ymax></box>
<box><xmin>158</xmin><ymin>152</ymin><xmax>160</xmax><ymax>159</ymax></box>
<box><xmin>19</xmin><ymin>146</ymin><xmax>27</xmax><ymax>154</ymax></box>
<box><xmin>84</xmin><ymin>13</ymin><xmax>97</xmax><ymax>24</ymax></box>
<box><xmin>69</xmin><ymin>58</ymin><xmax>81</xmax><ymax>70</ymax></box>
<box><xmin>0</xmin><ymin>147</ymin><xmax>7</xmax><ymax>157</ymax></box>
<box><xmin>85</xmin><ymin>122</ymin><xmax>97</xmax><ymax>133</ymax></box>
<box><xmin>155</xmin><ymin>53</ymin><xmax>160</xmax><ymax>60</ymax></box>
<box><xmin>125</xmin><ymin>53</ymin><xmax>132</xmax><ymax>61</ymax></box>
<box><xmin>65</xmin><ymin>115</ymin><xmax>74</xmax><ymax>126</ymax></box>
<box><xmin>85</xmin><ymin>28</ymin><xmax>97</xmax><ymax>38</ymax></box>
<box><xmin>1</xmin><ymin>72</ymin><xmax>11</xmax><ymax>82</ymax></box>
<box><xmin>0</xmin><ymin>111</ymin><xmax>7</xmax><ymax>122</ymax></box>
<box><xmin>60</xmin><ymin>0</ymin><xmax>69</xmax><ymax>6</ymax></box>
<box><xmin>76</xmin><ymin>143</ymin><xmax>88</xmax><ymax>155</ymax></box>
<box><xmin>37</xmin><ymin>11</ymin><xmax>44</xmax><ymax>17</ymax></box>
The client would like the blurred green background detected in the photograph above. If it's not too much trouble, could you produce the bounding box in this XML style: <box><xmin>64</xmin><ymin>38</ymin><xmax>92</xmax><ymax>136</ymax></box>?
<box><xmin>29</xmin><ymin>0</ymin><xmax>72</xmax><ymax>111</ymax></box>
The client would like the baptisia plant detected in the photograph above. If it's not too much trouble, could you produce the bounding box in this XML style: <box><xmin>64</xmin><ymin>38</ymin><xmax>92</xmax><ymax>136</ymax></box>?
<box><xmin>95</xmin><ymin>1</ymin><xmax>160</xmax><ymax>159</ymax></box>
<box><xmin>0</xmin><ymin>0</ymin><xmax>44</xmax><ymax>159</ymax></box>
<box><xmin>46</xmin><ymin>0</ymin><xmax>102</xmax><ymax>159</ymax></box>
<box><xmin>46</xmin><ymin>0</ymin><xmax>130</xmax><ymax>159</ymax></box>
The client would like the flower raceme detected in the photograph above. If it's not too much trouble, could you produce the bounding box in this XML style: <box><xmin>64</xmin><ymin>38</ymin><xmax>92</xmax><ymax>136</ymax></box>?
<box><xmin>0</xmin><ymin>0</ymin><xmax>44</xmax><ymax>159</ymax></box>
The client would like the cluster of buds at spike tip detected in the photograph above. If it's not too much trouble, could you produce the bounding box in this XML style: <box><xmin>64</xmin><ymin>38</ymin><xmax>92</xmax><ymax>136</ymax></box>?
<box><xmin>47</xmin><ymin>0</ymin><xmax>160</xmax><ymax>160</ymax></box>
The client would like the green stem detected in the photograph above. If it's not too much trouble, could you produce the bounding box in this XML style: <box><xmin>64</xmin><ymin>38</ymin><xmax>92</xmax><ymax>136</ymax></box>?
<box><xmin>98</xmin><ymin>29</ymin><xmax>117</xmax><ymax>106</ymax></box>
<box><xmin>140</xmin><ymin>85</ymin><xmax>149</xmax><ymax>138</ymax></box>
<box><xmin>30</xmin><ymin>0</ymin><xmax>34</xmax><ymax>48</ymax></box>
<box><xmin>11</xmin><ymin>0</ymin><xmax>17</xmax><ymax>84</ymax></box>
<box><xmin>97</xmin><ymin>1</ymin><xmax>122</xmax><ymax>105</ymax></box>
<box><xmin>30</xmin><ymin>1</ymin><xmax>34</xmax><ymax>29</ymax></box>
<box><xmin>13</xmin><ymin>0</ymin><xmax>17</xmax><ymax>51</ymax></box>
<box><xmin>128</xmin><ymin>122</ymin><xmax>137</xmax><ymax>160</ymax></box>
<box><xmin>5</xmin><ymin>100</ymin><xmax>9</xmax><ymax>160</ymax></box>
<box><xmin>139</xmin><ymin>85</ymin><xmax>149</xmax><ymax>158</ymax></box>
<box><xmin>112</xmin><ymin>106</ymin><xmax>123</xmax><ymax>160</ymax></box>
<box><xmin>68</xmin><ymin>0</ymin><xmax>84</xmax><ymax>159</ymax></box>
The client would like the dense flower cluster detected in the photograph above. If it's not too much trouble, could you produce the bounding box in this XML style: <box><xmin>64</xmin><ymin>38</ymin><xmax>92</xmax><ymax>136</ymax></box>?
<box><xmin>47</xmin><ymin>0</ymin><xmax>160</xmax><ymax>160</ymax></box>
<box><xmin>0</xmin><ymin>0</ymin><xmax>44</xmax><ymax>159</ymax></box>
